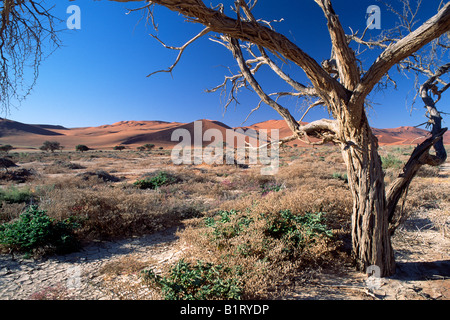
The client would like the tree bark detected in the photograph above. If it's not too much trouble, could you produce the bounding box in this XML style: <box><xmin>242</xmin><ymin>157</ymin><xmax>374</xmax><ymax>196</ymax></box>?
<box><xmin>340</xmin><ymin>116</ymin><xmax>396</xmax><ymax>277</ymax></box>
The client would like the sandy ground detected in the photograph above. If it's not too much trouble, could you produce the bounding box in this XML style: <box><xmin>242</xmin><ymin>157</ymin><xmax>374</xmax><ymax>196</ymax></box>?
<box><xmin>0</xmin><ymin>154</ymin><xmax>448</xmax><ymax>300</ymax></box>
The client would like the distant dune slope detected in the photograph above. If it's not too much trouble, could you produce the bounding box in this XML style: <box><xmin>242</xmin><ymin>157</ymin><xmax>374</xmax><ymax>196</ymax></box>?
<box><xmin>0</xmin><ymin>118</ymin><xmax>64</xmax><ymax>137</ymax></box>
<box><xmin>241</xmin><ymin>120</ymin><xmax>450</xmax><ymax>146</ymax></box>
<box><xmin>0</xmin><ymin>118</ymin><xmax>448</xmax><ymax>150</ymax></box>
<box><xmin>121</xmin><ymin>119</ymin><xmax>240</xmax><ymax>146</ymax></box>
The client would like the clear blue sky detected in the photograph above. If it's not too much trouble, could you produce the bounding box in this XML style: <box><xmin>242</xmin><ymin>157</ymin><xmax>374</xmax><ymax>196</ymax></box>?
<box><xmin>3</xmin><ymin>0</ymin><xmax>448</xmax><ymax>129</ymax></box>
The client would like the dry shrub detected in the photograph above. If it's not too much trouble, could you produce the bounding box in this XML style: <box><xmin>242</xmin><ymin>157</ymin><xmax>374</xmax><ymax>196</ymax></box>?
<box><xmin>0</xmin><ymin>202</ymin><xmax>27</xmax><ymax>223</ymax></box>
<box><xmin>42</xmin><ymin>160</ymin><xmax>85</xmax><ymax>174</ymax></box>
<box><xmin>100</xmin><ymin>255</ymin><xmax>151</xmax><ymax>276</ymax></box>
<box><xmin>404</xmin><ymin>180</ymin><xmax>449</xmax><ymax>210</ymax></box>
<box><xmin>0</xmin><ymin>168</ymin><xmax>35</xmax><ymax>183</ymax></box>
<box><xmin>180</xmin><ymin>207</ymin><xmax>340</xmax><ymax>299</ymax></box>
<box><xmin>76</xmin><ymin>170</ymin><xmax>121</xmax><ymax>182</ymax></box>
<box><xmin>29</xmin><ymin>284</ymin><xmax>72</xmax><ymax>300</ymax></box>
<box><xmin>175</xmin><ymin>167</ymin><xmax>353</xmax><ymax>298</ymax></box>
<box><xmin>38</xmin><ymin>185</ymin><xmax>205</xmax><ymax>242</ymax></box>
<box><xmin>217</xmin><ymin>179</ymin><xmax>352</xmax><ymax>229</ymax></box>
<box><xmin>416</xmin><ymin>165</ymin><xmax>440</xmax><ymax>178</ymax></box>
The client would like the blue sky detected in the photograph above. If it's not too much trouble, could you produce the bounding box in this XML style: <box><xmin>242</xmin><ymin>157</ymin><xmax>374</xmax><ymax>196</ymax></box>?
<box><xmin>3</xmin><ymin>0</ymin><xmax>448</xmax><ymax>129</ymax></box>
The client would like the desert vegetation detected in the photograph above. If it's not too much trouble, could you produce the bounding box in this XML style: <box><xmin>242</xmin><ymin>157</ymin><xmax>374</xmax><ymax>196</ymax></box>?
<box><xmin>0</xmin><ymin>0</ymin><xmax>449</xmax><ymax>300</ymax></box>
<box><xmin>0</xmin><ymin>145</ymin><xmax>448</xmax><ymax>299</ymax></box>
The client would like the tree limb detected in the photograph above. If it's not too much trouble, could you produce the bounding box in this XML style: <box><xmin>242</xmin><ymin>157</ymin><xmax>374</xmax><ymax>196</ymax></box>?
<box><xmin>350</xmin><ymin>2</ymin><xmax>450</xmax><ymax>113</ymax></box>
<box><xmin>387</xmin><ymin>62</ymin><xmax>450</xmax><ymax>233</ymax></box>
<box><xmin>314</xmin><ymin>0</ymin><xmax>359</xmax><ymax>90</ymax></box>
<box><xmin>104</xmin><ymin>0</ymin><xmax>347</xmax><ymax>101</ymax></box>
<box><xmin>147</xmin><ymin>27</ymin><xmax>210</xmax><ymax>77</ymax></box>
<box><xmin>387</xmin><ymin>128</ymin><xmax>447</xmax><ymax>233</ymax></box>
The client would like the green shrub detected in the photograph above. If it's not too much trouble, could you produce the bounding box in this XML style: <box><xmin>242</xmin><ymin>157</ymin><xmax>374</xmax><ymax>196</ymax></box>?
<box><xmin>204</xmin><ymin>210</ymin><xmax>253</xmax><ymax>241</ymax></box>
<box><xmin>0</xmin><ymin>186</ymin><xmax>34</xmax><ymax>204</ymax></box>
<box><xmin>40</xmin><ymin>141</ymin><xmax>63</xmax><ymax>153</ymax></box>
<box><xmin>134</xmin><ymin>171</ymin><xmax>178</xmax><ymax>190</ymax></box>
<box><xmin>331</xmin><ymin>172</ymin><xmax>348</xmax><ymax>183</ymax></box>
<box><xmin>0</xmin><ymin>144</ymin><xmax>13</xmax><ymax>154</ymax></box>
<box><xmin>260</xmin><ymin>183</ymin><xmax>284</xmax><ymax>195</ymax></box>
<box><xmin>75</xmin><ymin>144</ymin><xmax>89</xmax><ymax>152</ymax></box>
<box><xmin>381</xmin><ymin>154</ymin><xmax>403</xmax><ymax>169</ymax></box>
<box><xmin>264</xmin><ymin>210</ymin><xmax>333</xmax><ymax>254</ymax></box>
<box><xmin>143</xmin><ymin>144</ymin><xmax>155</xmax><ymax>151</ymax></box>
<box><xmin>141</xmin><ymin>259</ymin><xmax>242</xmax><ymax>300</ymax></box>
<box><xmin>0</xmin><ymin>206</ymin><xmax>80</xmax><ymax>255</ymax></box>
<box><xmin>204</xmin><ymin>209</ymin><xmax>332</xmax><ymax>257</ymax></box>
<box><xmin>113</xmin><ymin>145</ymin><xmax>126</xmax><ymax>151</ymax></box>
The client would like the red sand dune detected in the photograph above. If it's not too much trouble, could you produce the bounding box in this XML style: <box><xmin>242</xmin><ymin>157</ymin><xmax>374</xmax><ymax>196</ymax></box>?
<box><xmin>242</xmin><ymin>120</ymin><xmax>450</xmax><ymax>146</ymax></box>
<box><xmin>0</xmin><ymin>117</ymin><xmax>448</xmax><ymax>150</ymax></box>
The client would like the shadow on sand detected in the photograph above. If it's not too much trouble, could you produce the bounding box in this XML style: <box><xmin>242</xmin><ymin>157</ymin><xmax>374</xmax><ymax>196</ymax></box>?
<box><xmin>392</xmin><ymin>260</ymin><xmax>450</xmax><ymax>281</ymax></box>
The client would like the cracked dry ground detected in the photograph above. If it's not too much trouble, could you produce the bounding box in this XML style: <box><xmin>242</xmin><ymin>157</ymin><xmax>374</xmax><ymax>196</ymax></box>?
<box><xmin>0</xmin><ymin>164</ymin><xmax>449</xmax><ymax>300</ymax></box>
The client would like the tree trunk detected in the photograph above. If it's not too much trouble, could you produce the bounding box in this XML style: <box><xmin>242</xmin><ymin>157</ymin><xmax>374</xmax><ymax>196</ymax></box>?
<box><xmin>340</xmin><ymin>118</ymin><xmax>396</xmax><ymax>277</ymax></box>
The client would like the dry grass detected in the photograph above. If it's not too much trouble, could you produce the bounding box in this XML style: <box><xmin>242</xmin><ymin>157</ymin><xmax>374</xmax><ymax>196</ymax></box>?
<box><xmin>1</xmin><ymin>144</ymin><xmax>448</xmax><ymax>299</ymax></box>
<box><xmin>100</xmin><ymin>255</ymin><xmax>152</xmax><ymax>276</ymax></box>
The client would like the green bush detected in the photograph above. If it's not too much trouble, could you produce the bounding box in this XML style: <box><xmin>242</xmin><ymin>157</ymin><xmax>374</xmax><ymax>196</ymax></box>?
<box><xmin>0</xmin><ymin>206</ymin><xmax>80</xmax><ymax>255</ymax></box>
<box><xmin>331</xmin><ymin>172</ymin><xmax>348</xmax><ymax>183</ymax></box>
<box><xmin>264</xmin><ymin>210</ymin><xmax>333</xmax><ymax>254</ymax></box>
<box><xmin>113</xmin><ymin>145</ymin><xmax>126</xmax><ymax>151</ymax></box>
<box><xmin>40</xmin><ymin>141</ymin><xmax>63</xmax><ymax>153</ymax></box>
<box><xmin>381</xmin><ymin>154</ymin><xmax>403</xmax><ymax>169</ymax></box>
<box><xmin>0</xmin><ymin>144</ymin><xmax>13</xmax><ymax>154</ymax></box>
<box><xmin>75</xmin><ymin>144</ymin><xmax>89</xmax><ymax>152</ymax></box>
<box><xmin>143</xmin><ymin>144</ymin><xmax>155</xmax><ymax>151</ymax></box>
<box><xmin>141</xmin><ymin>259</ymin><xmax>242</xmax><ymax>300</ymax></box>
<box><xmin>260</xmin><ymin>183</ymin><xmax>284</xmax><ymax>195</ymax></box>
<box><xmin>0</xmin><ymin>186</ymin><xmax>34</xmax><ymax>204</ymax></box>
<box><xmin>204</xmin><ymin>210</ymin><xmax>253</xmax><ymax>241</ymax></box>
<box><xmin>134</xmin><ymin>171</ymin><xmax>178</xmax><ymax>190</ymax></box>
<box><xmin>204</xmin><ymin>209</ymin><xmax>332</xmax><ymax>257</ymax></box>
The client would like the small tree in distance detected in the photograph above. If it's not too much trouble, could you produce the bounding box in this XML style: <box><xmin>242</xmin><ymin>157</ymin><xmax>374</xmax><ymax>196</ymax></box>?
<box><xmin>0</xmin><ymin>145</ymin><xmax>13</xmax><ymax>154</ymax></box>
<box><xmin>40</xmin><ymin>141</ymin><xmax>63</xmax><ymax>153</ymax></box>
<box><xmin>75</xmin><ymin>144</ymin><xmax>89</xmax><ymax>152</ymax></box>
<box><xmin>113</xmin><ymin>145</ymin><xmax>126</xmax><ymax>151</ymax></box>
<box><xmin>143</xmin><ymin>143</ymin><xmax>155</xmax><ymax>151</ymax></box>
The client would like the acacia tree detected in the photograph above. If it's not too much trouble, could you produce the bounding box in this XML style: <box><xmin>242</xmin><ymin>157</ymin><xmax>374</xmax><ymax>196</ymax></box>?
<box><xmin>5</xmin><ymin>0</ymin><xmax>449</xmax><ymax>277</ymax></box>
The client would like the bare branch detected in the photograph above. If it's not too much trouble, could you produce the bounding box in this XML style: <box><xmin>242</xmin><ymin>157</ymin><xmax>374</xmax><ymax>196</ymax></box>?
<box><xmin>109</xmin><ymin>0</ymin><xmax>345</xmax><ymax>99</ymax></box>
<box><xmin>236</xmin><ymin>0</ymin><xmax>318</xmax><ymax>97</ymax></box>
<box><xmin>314</xmin><ymin>0</ymin><xmax>359</xmax><ymax>90</ymax></box>
<box><xmin>299</xmin><ymin>99</ymin><xmax>325</xmax><ymax>122</ymax></box>
<box><xmin>351</xmin><ymin>2</ymin><xmax>450</xmax><ymax>111</ymax></box>
<box><xmin>0</xmin><ymin>0</ymin><xmax>61</xmax><ymax>113</ymax></box>
<box><xmin>387</xmin><ymin>62</ymin><xmax>449</xmax><ymax>234</ymax></box>
<box><xmin>147</xmin><ymin>27</ymin><xmax>210</xmax><ymax>77</ymax></box>
<box><xmin>228</xmin><ymin>36</ymin><xmax>302</xmax><ymax>135</ymax></box>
